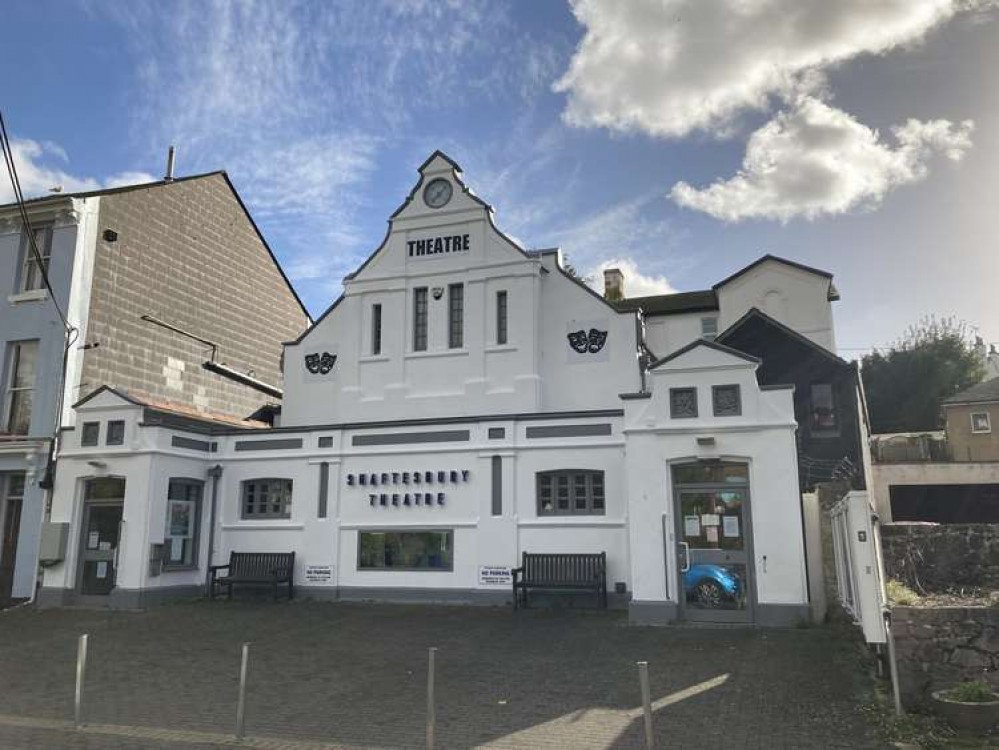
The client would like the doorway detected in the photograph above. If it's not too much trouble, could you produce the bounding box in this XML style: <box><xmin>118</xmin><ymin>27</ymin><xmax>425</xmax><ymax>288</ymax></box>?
<box><xmin>77</xmin><ymin>478</ymin><xmax>125</xmax><ymax>596</ymax></box>
<box><xmin>1</xmin><ymin>472</ymin><xmax>26</xmax><ymax>604</ymax></box>
<box><xmin>673</xmin><ymin>462</ymin><xmax>754</xmax><ymax>624</ymax></box>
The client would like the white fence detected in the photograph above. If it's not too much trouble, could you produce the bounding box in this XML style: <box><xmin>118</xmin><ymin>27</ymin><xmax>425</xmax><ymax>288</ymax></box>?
<box><xmin>829</xmin><ymin>491</ymin><xmax>886</xmax><ymax>644</ymax></box>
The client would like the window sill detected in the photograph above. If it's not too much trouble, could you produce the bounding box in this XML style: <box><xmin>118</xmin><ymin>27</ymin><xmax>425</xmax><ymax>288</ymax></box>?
<box><xmin>404</xmin><ymin>348</ymin><xmax>470</xmax><ymax>360</ymax></box>
<box><xmin>8</xmin><ymin>289</ymin><xmax>48</xmax><ymax>304</ymax></box>
<box><xmin>221</xmin><ymin>522</ymin><xmax>303</xmax><ymax>531</ymax></box>
<box><xmin>519</xmin><ymin>517</ymin><xmax>624</xmax><ymax>528</ymax></box>
<box><xmin>485</xmin><ymin>344</ymin><xmax>517</xmax><ymax>353</ymax></box>
<box><xmin>359</xmin><ymin>355</ymin><xmax>391</xmax><ymax>364</ymax></box>
<box><xmin>162</xmin><ymin>565</ymin><xmax>198</xmax><ymax>573</ymax></box>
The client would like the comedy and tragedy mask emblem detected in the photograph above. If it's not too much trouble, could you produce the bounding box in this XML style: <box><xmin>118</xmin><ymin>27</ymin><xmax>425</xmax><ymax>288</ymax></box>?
<box><xmin>567</xmin><ymin>328</ymin><xmax>608</xmax><ymax>354</ymax></box>
<box><xmin>305</xmin><ymin>352</ymin><xmax>337</xmax><ymax>374</ymax></box>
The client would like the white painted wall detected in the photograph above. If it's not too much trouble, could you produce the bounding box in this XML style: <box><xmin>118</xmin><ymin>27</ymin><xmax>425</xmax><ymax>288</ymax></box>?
<box><xmin>623</xmin><ymin>343</ymin><xmax>808</xmax><ymax>614</ymax></box>
<box><xmin>282</xmin><ymin>155</ymin><xmax>640</xmax><ymax>425</ymax></box>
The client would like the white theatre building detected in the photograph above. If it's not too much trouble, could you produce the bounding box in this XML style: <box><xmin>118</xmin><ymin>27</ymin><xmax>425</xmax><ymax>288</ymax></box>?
<box><xmin>37</xmin><ymin>152</ymin><xmax>828</xmax><ymax>626</ymax></box>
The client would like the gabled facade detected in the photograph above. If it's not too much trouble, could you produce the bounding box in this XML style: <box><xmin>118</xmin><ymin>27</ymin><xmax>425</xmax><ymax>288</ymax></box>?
<box><xmin>1</xmin><ymin>173</ymin><xmax>309</xmax><ymax>604</ymax></box>
<box><xmin>39</xmin><ymin>152</ymin><xmax>813</xmax><ymax>626</ymax></box>
<box><xmin>283</xmin><ymin>152</ymin><xmax>641</xmax><ymax>425</ymax></box>
<box><xmin>716</xmin><ymin>308</ymin><xmax>870</xmax><ymax>491</ymax></box>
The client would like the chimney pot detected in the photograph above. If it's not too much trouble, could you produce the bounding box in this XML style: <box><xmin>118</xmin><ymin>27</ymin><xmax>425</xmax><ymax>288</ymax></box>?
<box><xmin>165</xmin><ymin>146</ymin><xmax>176</xmax><ymax>181</ymax></box>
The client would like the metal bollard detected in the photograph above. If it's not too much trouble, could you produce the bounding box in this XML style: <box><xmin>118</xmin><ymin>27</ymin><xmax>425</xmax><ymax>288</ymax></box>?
<box><xmin>637</xmin><ymin>661</ymin><xmax>654</xmax><ymax>750</ymax></box>
<box><xmin>74</xmin><ymin>634</ymin><xmax>89</xmax><ymax>729</ymax></box>
<box><xmin>426</xmin><ymin>646</ymin><xmax>438</xmax><ymax>750</ymax></box>
<box><xmin>235</xmin><ymin>642</ymin><xmax>250</xmax><ymax>738</ymax></box>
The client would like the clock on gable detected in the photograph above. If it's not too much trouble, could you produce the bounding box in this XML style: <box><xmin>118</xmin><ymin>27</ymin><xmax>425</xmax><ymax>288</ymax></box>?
<box><xmin>423</xmin><ymin>178</ymin><xmax>452</xmax><ymax>209</ymax></box>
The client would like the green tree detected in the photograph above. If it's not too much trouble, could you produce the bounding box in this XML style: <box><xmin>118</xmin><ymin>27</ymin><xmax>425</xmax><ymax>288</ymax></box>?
<box><xmin>861</xmin><ymin>316</ymin><xmax>985</xmax><ymax>433</ymax></box>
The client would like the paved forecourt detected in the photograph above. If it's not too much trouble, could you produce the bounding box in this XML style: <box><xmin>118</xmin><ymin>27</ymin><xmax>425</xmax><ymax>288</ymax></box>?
<box><xmin>0</xmin><ymin>601</ymin><xmax>887</xmax><ymax>749</ymax></box>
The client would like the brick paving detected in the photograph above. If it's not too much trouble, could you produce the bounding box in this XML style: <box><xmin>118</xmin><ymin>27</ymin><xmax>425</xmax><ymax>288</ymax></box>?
<box><xmin>0</xmin><ymin>601</ymin><xmax>888</xmax><ymax>749</ymax></box>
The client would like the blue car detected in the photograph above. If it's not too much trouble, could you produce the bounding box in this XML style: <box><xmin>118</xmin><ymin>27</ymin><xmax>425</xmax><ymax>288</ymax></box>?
<box><xmin>683</xmin><ymin>564</ymin><xmax>741</xmax><ymax>608</ymax></box>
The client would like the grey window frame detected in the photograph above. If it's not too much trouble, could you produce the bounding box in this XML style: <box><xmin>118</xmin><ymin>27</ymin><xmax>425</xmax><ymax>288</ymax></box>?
<box><xmin>3</xmin><ymin>340</ymin><xmax>38</xmax><ymax>435</ymax></box>
<box><xmin>357</xmin><ymin>529</ymin><xmax>454</xmax><ymax>571</ymax></box>
<box><xmin>669</xmin><ymin>387</ymin><xmax>698</xmax><ymax>419</ymax></box>
<box><xmin>496</xmin><ymin>290</ymin><xmax>508</xmax><ymax>345</ymax></box>
<box><xmin>240</xmin><ymin>478</ymin><xmax>293</xmax><ymax>520</ymax></box>
<box><xmin>371</xmin><ymin>303</ymin><xmax>382</xmax><ymax>355</ymax></box>
<box><xmin>106</xmin><ymin>420</ymin><xmax>125</xmax><ymax>446</ymax></box>
<box><xmin>536</xmin><ymin>469</ymin><xmax>606</xmax><ymax>516</ymax></box>
<box><xmin>700</xmin><ymin>316</ymin><xmax>718</xmax><ymax>341</ymax></box>
<box><xmin>18</xmin><ymin>224</ymin><xmax>53</xmax><ymax>293</ymax></box>
<box><xmin>413</xmin><ymin>287</ymin><xmax>428</xmax><ymax>352</ymax></box>
<box><xmin>81</xmin><ymin>421</ymin><xmax>101</xmax><ymax>447</ymax></box>
<box><xmin>448</xmin><ymin>283</ymin><xmax>464</xmax><ymax>349</ymax></box>
<box><xmin>712</xmin><ymin>384</ymin><xmax>742</xmax><ymax>417</ymax></box>
<box><xmin>163</xmin><ymin>478</ymin><xmax>203</xmax><ymax>570</ymax></box>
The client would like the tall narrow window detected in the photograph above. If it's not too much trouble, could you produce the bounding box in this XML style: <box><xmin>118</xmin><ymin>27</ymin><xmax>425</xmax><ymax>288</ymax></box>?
<box><xmin>810</xmin><ymin>383</ymin><xmax>839</xmax><ymax>436</ymax></box>
<box><xmin>496</xmin><ymin>290</ymin><xmax>508</xmax><ymax>345</ymax></box>
<box><xmin>164</xmin><ymin>479</ymin><xmax>203</xmax><ymax>569</ymax></box>
<box><xmin>4</xmin><ymin>341</ymin><xmax>38</xmax><ymax>434</ymax></box>
<box><xmin>19</xmin><ymin>225</ymin><xmax>53</xmax><ymax>293</ymax></box>
<box><xmin>413</xmin><ymin>287</ymin><xmax>428</xmax><ymax>352</ymax></box>
<box><xmin>371</xmin><ymin>303</ymin><xmax>382</xmax><ymax>355</ymax></box>
<box><xmin>700</xmin><ymin>316</ymin><xmax>718</xmax><ymax>341</ymax></box>
<box><xmin>448</xmin><ymin>284</ymin><xmax>464</xmax><ymax>349</ymax></box>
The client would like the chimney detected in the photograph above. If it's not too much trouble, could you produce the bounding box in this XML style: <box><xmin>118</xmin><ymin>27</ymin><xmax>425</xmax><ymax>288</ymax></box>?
<box><xmin>165</xmin><ymin>146</ymin><xmax>176</xmax><ymax>181</ymax></box>
<box><xmin>603</xmin><ymin>267</ymin><xmax>624</xmax><ymax>301</ymax></box>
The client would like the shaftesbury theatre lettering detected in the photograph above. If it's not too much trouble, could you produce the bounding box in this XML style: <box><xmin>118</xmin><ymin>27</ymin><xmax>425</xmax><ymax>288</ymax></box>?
<box><xmin>407</xmin><ymin>234</ymin><xmax>470</xmax><ymax>257</ymax></box>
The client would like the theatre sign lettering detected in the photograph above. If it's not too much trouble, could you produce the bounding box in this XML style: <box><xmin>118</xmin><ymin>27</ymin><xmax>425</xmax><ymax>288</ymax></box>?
<box><xmin>407</xmin><ymin>234</ymin><xmax>470</xmax><ymax>258</ymax></box>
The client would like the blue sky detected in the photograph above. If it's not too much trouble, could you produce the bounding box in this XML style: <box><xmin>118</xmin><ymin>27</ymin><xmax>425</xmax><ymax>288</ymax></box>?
<box><xmin>2</xmin><ymin>0</ymin><xmax>997</xmax><ymax>356</ymax></box>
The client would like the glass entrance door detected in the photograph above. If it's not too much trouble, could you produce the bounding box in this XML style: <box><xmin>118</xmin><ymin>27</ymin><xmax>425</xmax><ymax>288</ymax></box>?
<box><xmin>675</xmin><ymin>483</ymin><xmax>753</xmax><ymax>623</ymax></box>
<box><xmin>79</xmin><ymin>503</ymin><xmax>123</xmax><ymax>595</ymax></box>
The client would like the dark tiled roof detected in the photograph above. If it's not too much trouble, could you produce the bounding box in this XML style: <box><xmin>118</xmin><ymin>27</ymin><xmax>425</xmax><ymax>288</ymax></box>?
<box><xmin>614</xmin><ymin>289</ymin><xmax>718</xmax><ymax>316</ymax></box>
<box><xmin>0</xmin><ymin>171</ymin><xmax>226</xmax><ymax>210</ymax></box>
<box><xmin>943</xmin><ymin>377</ymin><xmax>999</xmax><ymax>406</ymax></box>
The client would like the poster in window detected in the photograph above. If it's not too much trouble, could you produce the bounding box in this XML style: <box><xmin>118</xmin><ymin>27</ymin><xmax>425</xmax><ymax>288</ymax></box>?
<box><xmin>168</xmin><ymin>500</ymin><xmax>193</xmax><ymax>538</ymax></box>
<box><xmin>723</xmin><ymin>515</ymin><xmax>740</xmax><ymax>538</ymax></box>
<box><xmin>705</xmin><ymin>526</ymin><xmax>719</xmax><ymax>544</ymax></box>
<box><xmin>683</xmin><ymin>515</ymin><xmax>701</xmax><ymax>537</ymax></box>
<box><xmin>96</xmin><ymin>561</ymin><xmax>108</xmax><ymax>579</ymax></box>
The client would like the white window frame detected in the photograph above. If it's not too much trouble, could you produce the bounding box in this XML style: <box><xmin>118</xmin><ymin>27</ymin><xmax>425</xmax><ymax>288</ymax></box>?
<box><xmin>241</xmin><ymin>478</ymin><xmax>293</xmax><ymax>519</ymax></box>
<box><xmin>4</xmin><ymin>340</ymin><xmax>39</xmax><ymax>435</ymax></box>
<box><xmin>19</xmin><ymin>224</ymin><xmax>54</xmax><ymax>293</ymax></box>
<box><xmin>413</xmin><ymin>288</ymin><xmax>428</xmax><ymax>352</ymax></box>
<box><xmin>971</xmin><ymin>411</ymin><xmax>992</xmax><ymax>434</ymax></box>
<box><xmin>164</xmin><ymin>479</ymin><xmax>203</xmax><ymax>570</ymax></box>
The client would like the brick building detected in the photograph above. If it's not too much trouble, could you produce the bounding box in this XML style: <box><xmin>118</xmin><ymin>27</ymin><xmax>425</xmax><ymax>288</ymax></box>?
<box><xmin>0</xmin><ymin>171</ymin><xmax>309</xmax><ymax>604</ymax></box>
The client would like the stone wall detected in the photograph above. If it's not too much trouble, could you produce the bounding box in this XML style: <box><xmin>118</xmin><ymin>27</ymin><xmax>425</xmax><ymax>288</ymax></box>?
<box><xmin>892</xmin><ymin>606</ymin><xmax>999</xmax><ymax>708</ymax></box>
<box><xmin>882</xmin><ymin>523</ymin><xmax>999</xmax><ymax>593</ymax></box>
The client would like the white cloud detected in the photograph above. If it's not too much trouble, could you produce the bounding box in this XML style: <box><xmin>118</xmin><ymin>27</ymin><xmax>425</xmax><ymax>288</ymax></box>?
<box><xmin>586</xmin><ymin>257</ymin><xmax>676</xmax><ymax>297</ymax></box>
<box><xmin>0</xmin><ymin>139</ymin><xmax>155</xmax><ymax>204</ymax></box>
<box><xmin>555</xmin><ymin>0</ymin><xmax>992</xmax><ymax>138</ymax></box>
<box><xmin>670</xmin><ymin>97</ymin><xmax>974</xmax><ymax>221</ymax></box>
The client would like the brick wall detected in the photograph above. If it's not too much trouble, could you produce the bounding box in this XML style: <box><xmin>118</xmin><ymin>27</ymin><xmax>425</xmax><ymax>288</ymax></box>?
<box><xmin>79</xmin><ymin>174</ymin><xmax>309</xmax><ymax>419</ymax></box>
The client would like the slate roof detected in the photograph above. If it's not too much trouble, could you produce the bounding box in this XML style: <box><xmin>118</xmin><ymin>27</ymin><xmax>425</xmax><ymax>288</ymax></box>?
<box><xmin>943</xmin><ymin>377</ymin><xmax>999</xmax><ymax>406</ymax></box>
<box><xmin>614</xmin><ymin>289</ymin><xmax>718</xmax><ymax>316</ymax></box>
<box><xmin>73</xmin><ymin>386</ymin><xmax>267</xmax><ymax>429</ymax></box>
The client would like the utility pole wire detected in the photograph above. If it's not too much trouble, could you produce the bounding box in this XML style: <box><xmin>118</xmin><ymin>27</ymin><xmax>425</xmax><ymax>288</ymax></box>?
<box><xmin>0</xmin><ymin>108</ymin><xmax>76</xmax><ymax>337</ymax></box>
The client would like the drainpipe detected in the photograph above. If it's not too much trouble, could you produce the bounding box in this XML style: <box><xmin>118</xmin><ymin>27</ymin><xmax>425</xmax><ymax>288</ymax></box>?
<box><xmin>205</xmin><ymin>464</ymin><xmax>223</xmax><ymax>596</ymax></box>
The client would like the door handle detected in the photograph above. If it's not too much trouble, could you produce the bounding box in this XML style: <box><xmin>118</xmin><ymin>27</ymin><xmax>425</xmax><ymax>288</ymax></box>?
<box><xmin>679</xmin><ymin>541</ymin><xmax>690</xmax><ymax>572</ymax></box>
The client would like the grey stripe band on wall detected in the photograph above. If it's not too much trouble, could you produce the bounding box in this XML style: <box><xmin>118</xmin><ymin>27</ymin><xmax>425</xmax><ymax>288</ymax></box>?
<box><xmin>234</xmin><ymin>438</ymin><xmax>304</xmax><ymax>451</ymax></box>
<box><xmin>352</xmin><ymin>430</ymin><xmax>470</xmax><ymax>446</ymax></box>
<box><xmin>171</xmin><ymin>436</ymin><xmax>217</xmax><ymax>452</ymax></box>
<box><xmin>525</xmin><ymin>424</ymin><xmax>613</xmax><ymax>439</ymax></box>
<box><xmin>491</xmin><ymin>456</ymin><xmax>502</xmax><ymax>516</ymax></box>
<box><xmin>318</xmin><ymin>462</ymin><xmax>329</xmax><ymax>519</ymax></box>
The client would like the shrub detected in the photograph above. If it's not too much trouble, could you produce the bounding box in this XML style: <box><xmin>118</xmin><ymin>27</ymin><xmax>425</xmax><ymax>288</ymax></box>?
<box><xmin>945</xmin><ymin>681</ymin><xmax>997</xmax><ymax>703</ymax></box>
<box><xmin>886</xmin><ymin>579</ymin><xmax>921</xmax><ymax>606</ymax></box>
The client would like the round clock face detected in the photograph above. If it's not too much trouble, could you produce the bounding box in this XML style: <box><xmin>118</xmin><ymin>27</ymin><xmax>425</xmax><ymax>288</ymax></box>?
<box><xmin>423</xmin><ymin>178</ymin><xmax>453</xmax><ymax>209</ymax></box>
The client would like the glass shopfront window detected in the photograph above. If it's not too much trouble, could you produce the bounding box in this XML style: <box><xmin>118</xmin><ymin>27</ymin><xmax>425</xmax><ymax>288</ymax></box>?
<box><xmin>165</xmin><ymin>479</ymin><xmax>202</xmax><ymax>568</ymax></box>
<box><xmin>358</xmin><ymin>530</ymin><xmax>453</xmax><ymax>571</ymax></box>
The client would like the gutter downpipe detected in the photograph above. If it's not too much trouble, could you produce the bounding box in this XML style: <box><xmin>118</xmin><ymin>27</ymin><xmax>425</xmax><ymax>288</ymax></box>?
<box><xmin>205</xmin><ymin>464</ymin><xmax>224</xmax><ymax>596</ymax></box>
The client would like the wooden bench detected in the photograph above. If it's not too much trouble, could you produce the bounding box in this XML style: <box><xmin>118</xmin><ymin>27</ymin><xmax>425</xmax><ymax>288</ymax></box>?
<box><xmin>512</xmin><ymin>551</ymin><xmax>607</xmax><ymax>610</ymax></box>
<box><xmin>210</xmin><ymin>552</ymin><xmax>295</xmax><ymax>601</ymax></box>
